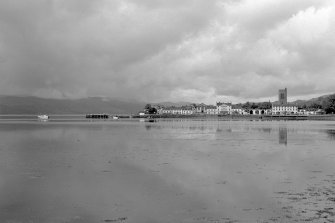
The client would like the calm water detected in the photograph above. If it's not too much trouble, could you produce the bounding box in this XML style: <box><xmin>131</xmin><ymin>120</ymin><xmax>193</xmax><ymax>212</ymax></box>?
<box><xmin>0</xmin><ymin>119</ymin><xmax>335</xmax><ymax>223</ymax></box>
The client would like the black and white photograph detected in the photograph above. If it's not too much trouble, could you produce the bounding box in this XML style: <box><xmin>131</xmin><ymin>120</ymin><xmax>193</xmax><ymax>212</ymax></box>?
<box><xmin>1</xmin><ymin>0</ymin><xmax>335</xmax><ymax>222</ymax></box>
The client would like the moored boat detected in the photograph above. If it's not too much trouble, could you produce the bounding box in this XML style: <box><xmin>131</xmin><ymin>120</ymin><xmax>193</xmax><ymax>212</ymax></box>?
<box><xmin>37</xmin><ymin>115</ymin><xmax>49</xmax><ymax>120</ymax></box>
<box><xmin>145</xmin><ymin>116</ymin><xmax>156</xmax><ymax>122</ymax></box>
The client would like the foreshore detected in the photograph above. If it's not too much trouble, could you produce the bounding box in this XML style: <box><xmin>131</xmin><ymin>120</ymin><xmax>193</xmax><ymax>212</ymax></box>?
<box><xmin>2</xmin><ymin>119</ymin><xmax>335</xmax><ymax>222</ymax></box>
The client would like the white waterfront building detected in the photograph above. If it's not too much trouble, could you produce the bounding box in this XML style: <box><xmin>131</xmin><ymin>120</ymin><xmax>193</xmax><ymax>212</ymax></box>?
<box><xmin>272</xmin><ymin>105</ymin><xmax>298</xmax><ymax>115</ymax></box>
<box><xmin>206</xmin><ymin>105</ymin><xmax>218</xmax><ymax>115</ymax></box>
<box><xmin>217</xmin><ymin>102</ymin><xmax>232</xmax><ymax>115</ymax></box>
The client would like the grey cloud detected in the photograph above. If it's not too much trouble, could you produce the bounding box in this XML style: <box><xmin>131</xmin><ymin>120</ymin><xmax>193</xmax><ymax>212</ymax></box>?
<box><xmin>0</xmin><ymin>0</ymin><xmax>218</xmax><ymax>98</ymax></box>
<box><xmin>0</xmin><ymin>0</ymin><xmax>334</xmax><ymax>103</ymax></box>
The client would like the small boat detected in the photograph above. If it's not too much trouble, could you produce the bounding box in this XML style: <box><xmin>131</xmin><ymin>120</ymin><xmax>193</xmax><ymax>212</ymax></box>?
<box><xmin>145</xmin><ymin>116</ymin><xmax>156</xmax><ymax>122</ymax></box>
<box><xmin>146</xmin><ymin>118</ymin><xmax>156</xmax><ymax>123</ymax></box>
<box><xmin>37</xmin><ymin>115</ymin><xmax>49</xmax><ymax>120</ymax></box>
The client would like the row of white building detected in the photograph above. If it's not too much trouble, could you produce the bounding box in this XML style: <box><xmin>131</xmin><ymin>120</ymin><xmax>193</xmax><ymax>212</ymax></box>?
<box><xmin>157</xmin><ymin>103</ymin><xmax>320</xmax><ymax>116</ymax></box>
<box><xmin>159</xmin><ymin>103</ymin><xmax>233</xmax><ymax>115</ymax></box>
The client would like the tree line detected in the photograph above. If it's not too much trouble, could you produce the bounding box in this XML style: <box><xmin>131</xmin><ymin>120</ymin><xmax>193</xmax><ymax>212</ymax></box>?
<box><xmin>295</xmin><ymin>94</ymin><xmax>335</xmax><ymax>114</ymax></box>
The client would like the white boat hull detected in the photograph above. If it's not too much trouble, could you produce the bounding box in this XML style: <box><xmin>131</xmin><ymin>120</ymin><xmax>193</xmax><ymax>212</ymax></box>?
<box><xmin>37</xmin><ymin>115</ymin><xmax>49</xmax><ymax>120</ymax></box>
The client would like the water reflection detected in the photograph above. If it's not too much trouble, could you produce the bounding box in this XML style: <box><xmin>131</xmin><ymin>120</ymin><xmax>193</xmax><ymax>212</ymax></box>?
<box><xmin>279</xmin><ymin>127</ymin><xmax>288</xmax><ymax>145</ymax></box>
<box><xmin>326</xmin><ymin>129</ymin><xmax>335</xmax><ymax>140</ymax></box>
<box><xmin>145</xmin><ymin>124</ymin><xmax>154</xmax><ymax>130</ymax></box>
<box><xmin>1</xmin><ymin>120</ymin><xmax>335</xmax><ymax>222</ymax></box>
<box><xmin>261</xmin><ymin>128</ymin><xmax>272</xmax><ymax>133</ymax></box>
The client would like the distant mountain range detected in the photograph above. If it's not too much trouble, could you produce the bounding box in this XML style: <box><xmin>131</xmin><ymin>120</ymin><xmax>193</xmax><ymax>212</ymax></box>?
<box><xmin>0</xmin><ymin>96</ymin><xmax>145</xmax><ymax>114</ymax></box>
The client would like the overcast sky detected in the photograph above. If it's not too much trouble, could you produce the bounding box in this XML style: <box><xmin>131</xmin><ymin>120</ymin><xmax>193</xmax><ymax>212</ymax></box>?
<box><xmin>0</xmin><ymin>0</ymin><xmax>334</xmax><ymax>103</ymax></box>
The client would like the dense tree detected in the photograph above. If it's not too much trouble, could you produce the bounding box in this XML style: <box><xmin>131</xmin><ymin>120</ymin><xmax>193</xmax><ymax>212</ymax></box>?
<box><xmin>310</xmin><ymin>103</ymin><xmax>322</xmax><ymax>110</ymax></box>
<box><xmin>242</xmin><ymin>102</ymin><xmax>251</xmax><ymax>109</ymax></box>
<box><xmin>259</xmin><ymin>102</ymin><xmax>272</xmax><ymax>109</ymax></box>
<box><xmin>241</xmin><ymin>101</ymin><xmax>272</xmax><ymax>110</ymax></box>
<box><xmin>251</xmin><ymin>103</ymin><xmax>258</xmax><ymax>109</ymax></box>
<box><xmin>144</xmin><ymin>104</ymin><xmax>157</xmax><ymax>114</ymax></box>
<box><xmin>145</xmin><ymin>104</ymin><xmax>152</xmax><ymax>110</ymax></box>
<box><xmin>324</xmin><ymin>94</ymin><xmax>335</xmax><ymax>114</ymax></box>
<box><xmin>150</xmin><ymin>107</ymin><xmax>157</xmax><ymax>114</ymax></box>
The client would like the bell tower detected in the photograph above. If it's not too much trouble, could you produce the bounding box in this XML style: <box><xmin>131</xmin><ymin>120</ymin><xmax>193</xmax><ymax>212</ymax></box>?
<box><xmin>278</xmin><ymin>88</ymin><xmax>287</xmax><ymax>105</ymax></box>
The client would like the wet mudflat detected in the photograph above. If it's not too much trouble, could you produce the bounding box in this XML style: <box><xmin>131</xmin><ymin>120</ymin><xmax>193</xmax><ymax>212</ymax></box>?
<box><xmin>0</xmin><ymin>119</ymin><xmax>335</xmax><ymax>223</ymax></box>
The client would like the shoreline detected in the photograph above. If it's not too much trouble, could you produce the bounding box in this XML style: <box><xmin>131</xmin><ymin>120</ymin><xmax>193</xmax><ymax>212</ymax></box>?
<box><xmin>137</xmin><ymin>114</ymin><xmax>335</xmax><ymax>121</ymax></box>
<box><xmin>1</xmin><ymin>114</ymin><xmax>335</xmax><ymax>121</ymax></box>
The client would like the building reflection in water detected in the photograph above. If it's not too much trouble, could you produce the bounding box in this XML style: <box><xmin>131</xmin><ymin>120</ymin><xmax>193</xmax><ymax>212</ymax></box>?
<box><xmin>279</xmin><ymin>127</ymin><xmax>288</xmax><ymax>145</ymax></box>
<box><xmin>326</xmin><ymin>129</ymin><xmax>335</xmax><ymax>140</ymax></box>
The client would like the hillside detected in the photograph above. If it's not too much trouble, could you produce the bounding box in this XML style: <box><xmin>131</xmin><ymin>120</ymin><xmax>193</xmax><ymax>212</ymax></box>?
<box><xmin>291</xmin><ymin>94</ymin><xmax>332</xmax><ymax>108</ymax></box>
<box><xmin>0</xmin><ymin>96</ymin><xmax>145</xmax><ymax>114</ymax></box>
<box><xmin>152</xmin><ymin>101</ymin><xmax>193</xmax><ymax>107</ymax></box>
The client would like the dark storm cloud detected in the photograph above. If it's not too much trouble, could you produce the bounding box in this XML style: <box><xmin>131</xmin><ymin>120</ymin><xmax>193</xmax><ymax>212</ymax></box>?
<box><xmin>0</xmin><ymin>0</ymin><xmax>334</xmax><ymax>102</ymax></box>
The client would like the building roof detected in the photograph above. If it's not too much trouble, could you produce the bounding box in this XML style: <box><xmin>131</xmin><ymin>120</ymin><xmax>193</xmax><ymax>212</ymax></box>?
<box><xmin>217</xmin><ymin>102</ymin><xmax>232</xmax><ymax>106</ymax></box>
<box><xmin>205</xmin><ymin>105</ymin><xmax>217</xmax><ymax>109</ymax></box>
<box><xmin>162</xmin><ymin>107</ymin><xmax>193</xmax><ymax>111</ymax></box>
<box><xmin>195</xmin><ymin>103</ymin><xmax>207</xmax><ymax>107</ymax></box>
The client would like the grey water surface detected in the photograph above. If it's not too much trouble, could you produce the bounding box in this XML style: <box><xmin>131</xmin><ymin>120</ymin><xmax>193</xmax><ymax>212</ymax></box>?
<box><xmin>0</xmin><ymin>119</ymin><xmax>335</xmax><ymax>223</ymax></box>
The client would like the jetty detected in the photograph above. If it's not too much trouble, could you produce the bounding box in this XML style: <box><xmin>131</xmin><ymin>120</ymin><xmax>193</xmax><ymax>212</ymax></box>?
<box><xmin>85</xmin><ymin>114</ymin><xmax>133</xmax><ymax>119</ymax></box>
<box><xmin>85</xmin><ymin>114</ymin><xmax>109</xmax><ymax>119</ymax></box>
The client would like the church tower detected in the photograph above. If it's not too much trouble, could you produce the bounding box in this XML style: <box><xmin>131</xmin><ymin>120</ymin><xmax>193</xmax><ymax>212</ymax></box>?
<box><xmin>278</xmin><ymin>88</ymin><xmax>287</xmax><ymax>105</ymax></box>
